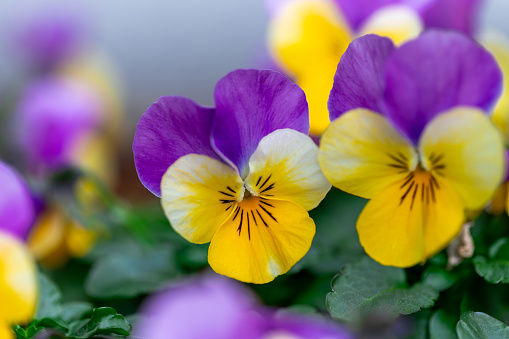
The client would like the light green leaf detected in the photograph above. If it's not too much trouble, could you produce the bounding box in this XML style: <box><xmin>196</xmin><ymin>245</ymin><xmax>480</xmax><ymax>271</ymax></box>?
<box><xmin>326</xmin><ymin>257</ymin><xmax>439</xmax><ymax>321</ymax></box>
<box><xmin>429</xmin><ymin>310</ymin><xmax>457</xmax><ymax>339</ymax></box>
<box><xmin>473</xmin><ymin>238</ymin><xmax>509</xmax><ymax>284</ymax></box>
<box><xmin>71</xmin><ymin>307</ymin><xmax>132</xmax><ymax>338</ymax></box>
<box><xmin>422</xmin><ymin>267</ymin><xmax>457</xmax><ymax>292</ymax></box>
<box><xmin>456</xmin><ymin>312</ymin><xmax>509</xmax><ymax>339</ymax></box>
<box><xmin>35</xmin><ymin>274</ymin><xmax>62</xmax><ymax>319</ymax></box>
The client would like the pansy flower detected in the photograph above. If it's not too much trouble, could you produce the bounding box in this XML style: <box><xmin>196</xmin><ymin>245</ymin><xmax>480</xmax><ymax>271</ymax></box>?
<box><xmin>136</xmin><ymin>274</ymin><xmax>351</xmax><ymax>339</ymax></box>
<box><xmin>266</xmin><ymin>0</ymin><xmax>482</xmax><ymax>135</ymax></box>
<box><xmin>0</xmin><ymin>161</ymin><xmax>37</xmax><ymax>338</ymax></box>
<box><xmin>318</xmin><ymin>31</ymin><xmax>505</xmax><ymax>267</ymax></box>
<box><xmin>133</xmin><ymin>69</ymin><xmax>331</xmax><ymax>283</ymax></box>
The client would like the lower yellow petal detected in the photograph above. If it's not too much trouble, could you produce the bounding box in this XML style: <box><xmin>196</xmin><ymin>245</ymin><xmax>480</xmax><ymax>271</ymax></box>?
<box><xmin>319</xmin><ymin>109</ymin><xmax>418</xmax><ymax>199</ymax></box>
<box><xmin>419</xmin><ymin>107</ymin><xmax>505</xmax><ymax>210</ymax></box>
<box><xmin>245</xmin><ymin>129</ymin><xmax>330</xmax><ymax>211</ymax></box>
<box><xmin>359</xmin><ymin>5</ymin><xmax>422</xmax><ymax>46</ymax></box>
<box><xmin>357</xmin><ymin>171</ymin><xmax>464</xmax><ymax>267</ymax></box>
<box><xmin>0</xmin><ymin>232</ymin><xmax>37</xmax><ymax>324</ymax></box>
<box><xmin>161</xmin><ymin>154</ymin><xmax>243</xmax><ymax>244</ymax></box>
<box><xmin>208</xmin><ymin>197</ymin><xmax>315</xmax><ymax>284</ymax></box>
<box><xmin>0</xmin><ymin>322</ymin><xmax>13</xmax><ymax>339</ymax></box>
<box><xmin>299</xmin><ymin>71</ymin><xmax>335</xmax><ymax>135</ymax></box>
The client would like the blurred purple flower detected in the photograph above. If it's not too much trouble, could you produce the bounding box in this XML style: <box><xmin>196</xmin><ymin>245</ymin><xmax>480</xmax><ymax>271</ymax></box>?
<box><xmin>0</xmin><ymin>161</ymin><xmax>35</xmax><ymax>240</ymax></box>
<box><xmin>15</xmin><ymin>76</ymin><xmax>101</xmax><ymax>173</ymax></box>
<box><xmin>136</xmin><ymin>274</ymin><xmax>351</xmax><ymax>339</ymax></box>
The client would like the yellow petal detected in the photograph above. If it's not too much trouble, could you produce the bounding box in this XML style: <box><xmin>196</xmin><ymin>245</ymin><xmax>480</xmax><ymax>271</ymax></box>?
<box><xmin>0</xmin><ymin>232</ymin><xmax>37</xmax><ymax>324</ymax></box>
<box><xmin>359</xmin><ymin>5</ymin><xmax>423</xmax><ymax>46</ymax></box>
<box><xmin>319</xmin><ymin>109</ymin><xmax>418</xmax><ymax>199</ymax></box>
<box><xmin>300</xmin><ymin>72</ymin><xmax>336</xmax><ymax>135</ymax></box>
<box><xmin>489</xmin><ymin>181</ymin><xmax>508</xmax><ymax>215</ymax></box>
<box><xmin>0</xmin><ymin>322</ymin><xmax>13</xmax><ymax>339</ymax></box>
<box><xmin>28</xmin><ymin>209</ymin><xmax>68</xmax><ymax>264</ymax></box>
<box><xmin>483</xmin><ymin>34</ymin><xmax>509</xmax><ymax>144</ymax></box>
<box><xmin>419</xmin><ymin>107</ymin><xmax>506</xmax><ymax>210</ymax></box>
<box><xmin>161</xmin><ymin>154</ymin><xmax>243</xmax><ymax>244</ymax></box>
<box><xmin>267</xmin><ymin>0</ymin><xmax>351</xmax><ymax>77</ymax></box>
<box><xmin>66</xmin><ymin>220</ymin><xmax>96</xmax><ymax>258</ymax></box>
<box><xmin>208</xmin><ymin>197</ymin><xmax>315</xmax><ymax>284</ymax></box>
<box><xmin>245</xmin><ymin>129</ymin><xmax>330</xmax><ymax>211</ymax></box>
<box><xmin>357</xmin><ymin>171</ymin><xmax>464</xmax><ymax>267</ymax></box>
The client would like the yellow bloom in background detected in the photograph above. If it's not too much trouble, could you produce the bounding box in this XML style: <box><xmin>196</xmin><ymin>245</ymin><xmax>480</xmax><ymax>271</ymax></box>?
<box><xmin>0</xmin><ymin>232</ymin><xmax>38</xmax><ymax>339</ymax></box>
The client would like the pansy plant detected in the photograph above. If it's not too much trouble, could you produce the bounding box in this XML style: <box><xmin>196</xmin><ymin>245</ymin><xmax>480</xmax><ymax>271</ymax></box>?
<box><xmin>318</xmin><ymin>31</ymin><xmax>505</xmax><ymax>267</ymax></box>
<box><xmin>133</xmin><ymin>69</ymin><xmax>331</xmax><ymax>283</ymax></box>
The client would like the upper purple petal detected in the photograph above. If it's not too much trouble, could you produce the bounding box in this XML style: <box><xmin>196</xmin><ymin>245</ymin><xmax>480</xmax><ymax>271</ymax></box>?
<box><xmin>329</xmin><ymin>34</ymin><xmax>395</xmax><ymax>121</ymax></box>
<box><xmin>0</xmin><ymin>161</ymin><xmax>35</xmax><ymax>240</ymax></box>
<box><xmin>133</xmin><ymin>96</ymin><xmax>222</xmax><ymax>197</ymax></box>
<box><xmin>418</xmin><ymin>0</ymin><xmax>483</xmax><ymax>36</ymax></box>
<box><xmin>16</xmin><ymin>76</ymin><xmax>101</xmax><ymax>173</ymax></box>
<box><xmin>332</xmin><ymin>0</ymin><xmax>407</xmax><ymax>31</ymax></box>
<box><xmin>383</xmin><ymin>30</ymin><xmax>502</xmax><ymax>143</ymax></box>
<box><xmin>212</xmin><ymin>69</ymin><xmax>309</xmax><ymax>176</ymax></box>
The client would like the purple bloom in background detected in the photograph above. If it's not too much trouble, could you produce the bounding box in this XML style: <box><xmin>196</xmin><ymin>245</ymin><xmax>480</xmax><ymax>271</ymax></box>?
<box><xmin>12</xmin><ymin>5</ymin><xmax>86</xmax><ymax>71</ymax></box>
<box><xmin>135</xmin><ymin>274</ymin><xmax>351</xmax><ymax>339</ymax></box>
<box><xmin>0</xmin><ymin>161</ymin><xmax>35</xmax><ymax>240</ymax></box>
<box><xmin>16</xmin><ymin>76</ymin><xmax>101</xmax><ymax>173</ymax></box>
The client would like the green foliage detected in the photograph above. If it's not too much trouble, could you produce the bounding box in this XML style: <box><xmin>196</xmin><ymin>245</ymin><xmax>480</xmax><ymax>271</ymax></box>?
<box><xmin>326</xmin><ymin>257</ymin><xmax>439</xmax><ymax>322</ymax></box>
<box><xmin>474</xmin><ymin>238</ymin><xmax>509</xmax><ymax>284</ymax></box>
<box><xmin>17</xmin><ymin>274</ymin><xmax>132</xmax><ymax>339</ymax></box>
<box><xmin>429</xmin><ymin>310</ymin><xmax>457</xmax><ymax>339</ymax></box>
<box><xmin>456</xmin><ymin>312</ymin><xmax>509</xmax><ymax>339</ymax></box>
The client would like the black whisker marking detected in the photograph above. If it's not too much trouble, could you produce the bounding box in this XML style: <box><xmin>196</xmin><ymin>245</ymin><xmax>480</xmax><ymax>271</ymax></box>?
<box><xmin>410</xmin><ymin>184</ymin><xmax>418</xmax><ymax>210</ymax></box>
<box><xmin>400</xmin><ymin>173</ymin><xmax>415</xmax><ymax>189</ymax></box>
<box><xmin>400</xmin><ymin>181</ymin><xmax>415</xmax><ymax>205</ymax></box>
<box><xmin>431</xmin><ymin>154</ymin><xmax>444</xmax><ymax>165</ymax></box>
<box><xmin>226</xmin><ymin>186</ymin><xmax>236</xmax><ymax>193</ymax></box>
<box><xmin>259</xmin><ymin>204</ymin><xmax>278</xmax><ymax>223</ymax></box>
<box><xmin>260</xmin><ymin>200</ymin><xmax>274</xmax><ymax>208</ymax></box>
<box><xmin>251</xmin><ymin>210</ymin><xmax>258</xmax><ymax>226</ymax></box>
<box><xmin>421</xmin><ymin>183</ymin><xmax>425</xmax><ymax>202</ymax></box>
<box><xmin>259</xmin><ymin>174</ymin><xmax>272</xmax><ymax>190</ymax></box>
<box><xmin>261</xmin><ymin>183</ymin><xmax>275</xmax><ymax>193</ymax></box>
<box><xmin>433</xmin><ymin>164</ymin><xmax>446</xmax><ymax>170</ymax></box>
<box><xmin>430</xmin><ymin>175</ymin><xmax>440</xmax><ymax>190</ymax></box>
<box><xmin>232</xmin><ymin>206</ymin><xmax>240</xmax><ymax>221</ymax></box>
<box><xmin>256</xmin><ymin>176</ymin><xmax>262</xmax><ymax>187</ymax></box>
<box><xmin>247</xmin><ymin>213</ymin><xmax>251</xmax><ymax>240</ymax></box>
<box><xmin>429</xmin><ymin>178</ymin><xmax>436</xmax><ymax>203</ymax></box>
<box><xmin>388</xmin><ymin>164</ymin><xmax>407</xmax><ymax>169</ymax></box>
<box><xmin>220</xmin><ymin>199</ymin><xmax>235</xmax><ymax>204</ymax></box>
<box><xmin>225</xmin><ymin>204</ymin><xmax>233</xmax><ymax>212</ymax></box>
<box><xmin>237</xmin><ymin>210</ymin><xmax>244</xmax><ymax>235</ymax></box>
<box><xmin>219</xmin><ymin>191</ymin><xmax>234</xmax><ymax>197</ymax></box>
<box><xmin>256</xmin><ymin>209</ymin><xmax>268</xmax><ymax>227</ymax></box>
<box><xmin>387</xmin><ymin>154</ymin><xmax>406</xmax><ymax>166</ymax></box>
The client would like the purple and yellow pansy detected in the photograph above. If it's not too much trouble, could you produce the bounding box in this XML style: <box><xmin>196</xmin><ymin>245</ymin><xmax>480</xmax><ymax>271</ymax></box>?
<box><xmin>266</xmin><ymin>0</ymin><xmax>483</xmax><ymax>135</ymax></box>
<box><xmin>133</xmin><ymin>69</ymin><xmax>331</xmax><ymax>284</ymax></box>
<box><xmin>318</xmin><ymin>31</ymin><xmax>505</xmax><ymax>267</ymax></box>
<box><xmin>0</xmin><ymin>161</ymin><xmax>38</xmax><ymax>338</ymax></box>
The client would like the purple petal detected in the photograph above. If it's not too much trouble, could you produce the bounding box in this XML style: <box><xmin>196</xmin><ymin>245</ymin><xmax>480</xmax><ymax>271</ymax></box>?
<box><xmin>383</xmin><ymin>30</ymin><xmax>502</xmax><ymax>143</ymax></box>
<box><xmin>267</xmin><ymin>312</ymin><xmax>353</xmax><ymax>339</ymax></box>
<box><xmin>16</xmin><ymin>76</ymin><xmax>101</xmax><ymax>173</ymax></box>
<box><xmin>0</xmin><ymin>161</ymin><xmax>35</xmax><ymax>240</ymax></box>
<box><xmin>329</xmin><ymin>34</ymin><xmax>395</xmax><ymax>121</ymax></box>
<box><xmin>333</xmin><ymin>0</ymin><xmax>406</xmax><ymax>31</ymax></box>
<box><xmin>133</xmin><ymin>96</ymin><xmax>222</xmax><ymax>197</ymax></box>
<box><xmin>135</xmin><ymin>274</ymin><xmax>264</xmax><ymax>339</ymax></box>
<box><xmin>419</xmin><ymin>0</ymin><xmax>483</xmax><ymax>36</ymax></box>
<box><xmin>212</xmin><ymin>69</ymin><xmax>308</xmax><ymax>176</ymax></box>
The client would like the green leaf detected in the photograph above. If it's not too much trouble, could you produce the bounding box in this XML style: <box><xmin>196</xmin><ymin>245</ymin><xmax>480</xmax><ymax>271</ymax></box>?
<box><xmin>326</xmin><ymin>257</ymin><xmax>439</xmax><ymax>321</ymax></box>
<box><xmin>422</xmin><ymin>267</ymin><xmax>457</xmax><ymax>292</ymax></box>
<box><xmin>12</xmin><ymin>325</ymin><xmax>27</xmax><ymax>339</ymax></box>
<box><xmin>60</xmin><ymin>302</ymin><xmax>94</xmax><ymax>323</ymax></box>
<box><xmin>473</xmin><ymin>238</ymin><xmax>509</xmax><ymax>284</ymax></box>
<box><xmin>456</xmin><ymin>312</ymin><xmax>509</xmax><ymax>339</ymax></box>
<box><xmin>429</xmin><ymin>310</ymin><xmax>457</xmax><ymax>339</ymax></box>
<box><xmin>35</xmin><ymin>274</ymin><xmax>62</xmax><ymax>319</ymax></box>
<box><xmin>85</xmin><ymin>246</ymin><xmax>177</xmax><ymax>298</ymax></box>
<box><xmin>71</xmin><ymin>307</ymin><xmax>132</xmax><ymax>338</ymax></box>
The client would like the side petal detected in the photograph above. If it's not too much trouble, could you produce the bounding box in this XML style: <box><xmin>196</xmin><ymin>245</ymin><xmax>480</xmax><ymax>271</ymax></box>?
<box><xmin>419</xmin><ymin>107</ymin><xmax>506</xmax><ymax>210</ymax></box>
<box><xmin>244</xmin><ymin>129</ymin><xmax>330</xmax><ymax>211</ymax></box>
<box><xmin>0</xmin><ymin>162</ymin><xmax>35</xmax><ymax>240</ymax></box>
<box><xmin>357</xmin><ymin>172</ymin><xmax>464</xmax><ymax>268</ymax></box>
<box><xmin>133</xmin><ymin>96</ymin><xmax>221</xmax><ymax>197</ymax></box>
<box><xmin>208</xmin><ymin>197</ymin><xmax>315</xmax><ymax>284</ymax></box>
<box><xmin>0</xmin><ymin>232</ymin><xmax>37</xmax><ymax>324</ymax></box>
<box><xmin>328</xmin><ymin>34</ymin><xmax>395</xmax><ymax>121</ymax></box>
<box><xmin>333</xmin><ymin>0</ymin><xmax>406</xmax><ymax>31</ymax></box>
<box><xmin>212</xmin><ymin>69</ymin><xmax>309</xmax><ymax>177</ymax></box>
<box><xmin>267</xmin><ymin>0</ymin><xmax>351</xmax><ymax>77</ymax></box>
<box><xmin>384</xmin><ymin>30</ymin><xmax>502</xmax><ymax>143</ymax></box>
<box><xmin>319</xmin><ymin>109</ymin><xmax>418</xmax><ymax>199</ymax></box>
<box><xmin>418</xmin><ymin>0</ymin><xmax>482</xmax><ymax>36</ymax></box>
<box><xmin>161</xmin><ymin>154</ymin><xmax>244</xmax><ymax>244</ymax></box>
<box><xmin>358</xmin><ymin>5</ymin><xmax>423</xmax><ymax>46</ymax></box>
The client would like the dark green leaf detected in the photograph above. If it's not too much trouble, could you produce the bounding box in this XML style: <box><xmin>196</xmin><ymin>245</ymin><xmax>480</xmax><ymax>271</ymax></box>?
<box><xmin>326</xmin><ymin>257</ymin><xmax>439</xmax><ymax>321</ymax></box>
<box><xmin>429</xmin><ymin>310</ymin><xmax>457</xmax><ymax>339</ymax></box>
<box><xmin>85</xmin><ymin>246</ymin><xmax>177</xmax><ymax>298</ymax></box>
<box><xmin>12</xmin><ymin>325</ymin><xmax>27</xmax><ymax>339</ymax></box>
<box><xmin>456</xmin><ymin>312</ymin><xmax>509</xmax><ymax>339</ymax></box>
<box><xmin>60</xmin><ymin>302</ymin><xmax>93</xmax><ymax>324</ymax></box>
<box><xmin>422</xmin><ymin>266</ymin><xmax>457</xmax><ymax>292</ymax></box>
<box><xmin>35</xmin><ymin>274</ymin><xmax>62</xmax><ymax>319</ymax></box>
<box><xmin>71</xmin><ymin>307</ymin><xmax>132</xmax><ymax>338</ymax></box>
